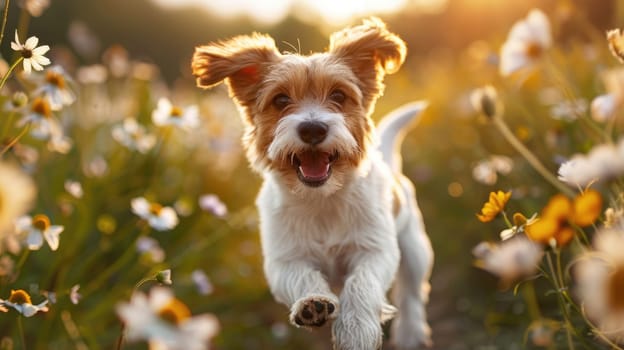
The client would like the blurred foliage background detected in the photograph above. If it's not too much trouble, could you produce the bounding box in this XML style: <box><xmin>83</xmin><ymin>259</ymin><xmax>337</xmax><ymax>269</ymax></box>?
<box><xmin>0</xmin><ymin>0</ymin><xmax>623</xmax><ymax>349</ymax></box>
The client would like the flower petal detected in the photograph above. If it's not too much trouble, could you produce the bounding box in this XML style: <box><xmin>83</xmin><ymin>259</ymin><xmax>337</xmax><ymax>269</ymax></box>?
<box><xmin>24</xmin><ymin>36</ymin><xmax>39</xmax><ymax>50</ymax></box>
<box><xmin>13</xmin><ymin>30</ymin><xmax>21</xmax><ymax>46</ymax></box>
<box><xmin>22</xmin><ymin>59</ymin><xmax>32</xmax><ymax>74</ymax></box>
<box><xmin>32</xmin><ymin>45</ymin><xmax>50</xmax><ymax>56</ymax></box>
<box><xmin>131</xmin><ymin>197</ymin><xmax>150</xmax><ymax>217</ymax></box>
<box><xmin>44</xmin><ymin>226</ymin><xmax>63</xmax><ymax>251</ymax></box>
<box><xmin>27</xmin><ymin>231</ymin><xmax>44</xmax><ymax>250</ymax></box>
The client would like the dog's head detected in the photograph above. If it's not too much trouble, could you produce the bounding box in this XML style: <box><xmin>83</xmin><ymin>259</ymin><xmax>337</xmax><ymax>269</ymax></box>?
<box><xmin>192</xmin><ymin>17</ymin><xmax>406</xmax><ymax>196</ymax></box>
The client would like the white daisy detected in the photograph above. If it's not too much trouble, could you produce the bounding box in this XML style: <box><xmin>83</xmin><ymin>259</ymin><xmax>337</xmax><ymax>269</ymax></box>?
<box><xmin>472</xmin><ymin>155</ymin><xmax>513</xmax><ymax>185</ymax></box>
<box><xmin>558</xmin><ymin>141</ymin><xmax>624</xmax><ymax>187</ymax></box>
<box><xmin>32</xmin><ymin>66</ymin><xmax>76</xmax><ymax>110</ymax></box>
<box><xmin>591</xmin><ymin>93</ymin><xmax>617</xmax><ymax>122</ymax></box>
<box><xmin>64</xmin><ymin>180</ymin><xmax>84</xmax><ymax>198</ymax></box>
<box><xmin>17</xmin><ymin>97</ymin><xmax>62</xmax><ymax>140</ymax></box>
<box><xmin>152</xmin><ymin>98</ymin><xmax>200</xmax><ymax>131</ymax></box>
<box><xmin>11</xmin><ymin>30</ymin><xmax>51</xmax><ymax>74</ymax></box>
<box><xmin>136</xmin><ymin>236</ymin><xmax>166</xmax><ymax>263</ymax></box>
<box><xmin>116</xmin><ymin>287</ymin><xmax>219</xmax><ymax>350</ymax></box>
<box><xmin>499</xmin><ymin>9</ymin><xmax>552</xmax><ymax>76</ymax></box>
<box><xmin>0</xmin><ymin>161</ymin><xmax>36</xmax><ymax>237</ymax></box>
<box><xmin>198</xmin><ymin>194</ymin><xmax>227</xmax><ymax>218</ymax></box>
<box><xmin>473</xmin><ymin>236</ymin><xmax>544</xmax><ymax>285</ymax></box>
<box><xmin>0</xmin><ymin>289</ymin><xmax>48</xmax><ymax>317</ymax></box>
<box><xmin>574</xmin><ymin>229</ymin><xmax>624</xmax><ymax>344</ymax></box>
<box><xmin>131</xmin><ymin>197</ymin><xmax>179</xmax><ymax>231</ymax></box>
<box><xmin>15</xmin><ymin>214</ymin><xmax>64</xmax><ymax>251</ymax></box>
<box><xmin>112</xmin><ymin>118</ymin><xmax>157</xmax><ymax>153</ymax></box>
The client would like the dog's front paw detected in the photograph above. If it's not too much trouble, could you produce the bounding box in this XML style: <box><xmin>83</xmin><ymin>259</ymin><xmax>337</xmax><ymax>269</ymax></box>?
<box><xmin>332</xmin><ymin>315</ymin><xmax>383</xmax><ymax>350</ymax></box>
<box><xmin>290</xmin><ymin>295</ymin><xmax>339</xmax><ymax>328</ymax></box>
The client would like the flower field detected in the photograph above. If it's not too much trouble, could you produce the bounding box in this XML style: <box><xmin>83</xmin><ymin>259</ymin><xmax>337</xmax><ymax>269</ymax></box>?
<box><xmin>0</xmin><ymin>0</ymin><xmax>623</xmax><ymax>349</ymax></box>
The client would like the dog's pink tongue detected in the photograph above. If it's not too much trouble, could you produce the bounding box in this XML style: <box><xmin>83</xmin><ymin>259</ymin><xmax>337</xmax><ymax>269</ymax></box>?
<box><xmin>298</xmin><ymin>151</ymin><xmax>330</xmax><ymax>179</ymax></box>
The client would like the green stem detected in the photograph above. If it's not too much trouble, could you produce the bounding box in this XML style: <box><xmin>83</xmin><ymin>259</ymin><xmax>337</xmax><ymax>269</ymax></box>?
<box><xmin>17</xmin><ymin>315</ymin><xmax>26</xmax><ymax>350</ymax></box>
<box><xmin>1</xmin><ymin>111</ymin><xmax>16</xmax><ymax>139</ymax></box>
<box><xmin>492</xmin><ymin>115</ymin><xmax>575</xmax><ymax>197</ymax></box>
<box><xmin>501</xmin><ymin>210</ymin><xmax>513</xmax><ymax>228</ymax></box>
<box><xmin>81</xmin><ymin>238</ymin><xmax>139</xmax><ymax>297</ymax></box>
<box><xmin>545</xmin><ymin>252</ymin><xmax>578</xmax><ymax>349</ymax></box>
<box><xmin>115</xmin><ymin>322</ymin><xmax>124</xmax><ymax>350</ymax></box>
<box><xmin>0</xmin><ymin>57</ymin><xmax>23</xmax><ymax>90</ymax></box>
<box><xmin>14</xmin><ymin>249</ymin><xmax>30</xmax><ymax>273</ymax></box>
<box><xmin>522</xmin><ymin>281</ymin><xmax>541</xmax><ymax>320</ymax></box>
<box><xmin>0</xmin><ymin>0</ymin><xmax>10</xmax><ymax>47</ymax></box>
<box><xmin>0</xmin><ymin>122</ymin><xmax>30</xmax><ymax>156</ymax></box>
<box><xmin>116</xmin><ymin>273</ymin><xmax>158</xmax><ymax>350</ymax></box>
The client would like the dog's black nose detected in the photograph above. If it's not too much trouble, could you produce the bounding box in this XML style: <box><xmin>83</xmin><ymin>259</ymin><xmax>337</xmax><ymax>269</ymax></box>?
<box><xmin>297</xmin><ymin>121</ymin><xmax>328</xmax><ymax>145</ymax></box>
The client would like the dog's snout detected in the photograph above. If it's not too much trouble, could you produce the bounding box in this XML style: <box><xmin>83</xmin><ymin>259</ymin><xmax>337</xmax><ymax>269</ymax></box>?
<box><xmin>297</xmin><ymin>121</ymin><xmax>328</xmax><ymax>145</ymax></box>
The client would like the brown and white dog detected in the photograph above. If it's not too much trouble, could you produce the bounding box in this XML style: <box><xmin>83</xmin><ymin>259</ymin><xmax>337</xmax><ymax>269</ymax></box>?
<box><xmin>192</xmin><ymin>18</ymin><xmax>433</xmax><ymax>350</ymax></box>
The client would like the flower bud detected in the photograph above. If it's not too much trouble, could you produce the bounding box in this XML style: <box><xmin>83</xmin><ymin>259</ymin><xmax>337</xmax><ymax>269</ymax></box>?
<box><xmin>156</xmin><ymin>269</ymin><xmax>172</xmax><ymax>285</ymax></box>
<box><xmin>607</xmin><ymin>29</ymin><xmax>624</xmax><ymax>63</ymax></box>
<box><xmin>470</xmin><ymin>85</ymin><xmax>502</xmax><ymax>119</ymax></box>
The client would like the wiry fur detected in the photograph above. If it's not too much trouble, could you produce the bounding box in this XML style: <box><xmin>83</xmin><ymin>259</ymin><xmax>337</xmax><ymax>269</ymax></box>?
<box><xmin>192</xmin><ymin>17</ymin><xmax>433</xmax><ymax>349</ymax></box>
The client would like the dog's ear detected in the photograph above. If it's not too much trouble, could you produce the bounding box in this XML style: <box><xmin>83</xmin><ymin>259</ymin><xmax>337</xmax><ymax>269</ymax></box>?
<box><xmin>192</xmin><ymin>34</ymin><xmax>280</xmax><ymax>105</ymax></box>
<box><xmin>329</xmin><ymin>17</ymin><xmax>406</xmax><ymax>108</ymax></box>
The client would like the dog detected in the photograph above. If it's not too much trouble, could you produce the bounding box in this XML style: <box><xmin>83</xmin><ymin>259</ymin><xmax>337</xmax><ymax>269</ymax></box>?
<box><xmin>192</xmin><ymin>17</ymin><xmax>433</xmax><ymax>350</ymax></box>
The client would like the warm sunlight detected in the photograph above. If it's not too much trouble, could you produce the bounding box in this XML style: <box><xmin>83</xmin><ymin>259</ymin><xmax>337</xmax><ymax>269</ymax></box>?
<box><xmin>4</xmin><ymin>1</ymin><xmax>624</xmax><ymax>349</ymax></box>
<box><xmin>150</xmin><ymin>0</ymin><xmax>446</xmax><ymax>24</ymax></box>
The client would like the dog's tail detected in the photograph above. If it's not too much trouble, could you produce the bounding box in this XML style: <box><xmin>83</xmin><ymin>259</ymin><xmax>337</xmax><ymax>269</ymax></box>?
<box><xmin>376</xmin><ymin>101</ymin><xmax>428</xmax><ymax>173</ymax></box>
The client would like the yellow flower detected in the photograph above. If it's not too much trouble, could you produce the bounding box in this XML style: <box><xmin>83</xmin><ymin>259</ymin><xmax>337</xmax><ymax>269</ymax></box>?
<box><xmin>572</xmin><ymin>189</ymin><xmax>603</xmax><ymax>227</ymax></box>
<box><xmin>477</xmin><ymin>190</ymin><xmax>511</xmax><ymax>223</ymax></box>
<box><xmin>525</xmin><ymin>190</ymin><xmax>603</xmax><ymax>246</ymax></box>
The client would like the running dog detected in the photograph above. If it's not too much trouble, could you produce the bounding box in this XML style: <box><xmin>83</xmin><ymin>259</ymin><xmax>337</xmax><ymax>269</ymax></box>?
<box><xmin>192</xmin><ymin>17</ymin><xmax>433</xmax><ymax>349</ymax></box>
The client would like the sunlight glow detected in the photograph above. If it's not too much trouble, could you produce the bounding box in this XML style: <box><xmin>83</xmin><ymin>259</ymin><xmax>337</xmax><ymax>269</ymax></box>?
<box><xmin>150</xmin><ymin>0</ymin><xmax>446</xmax><ymax>24</ymax></box>
<box><xmin>151</xmin><ymin>0</ymin><xmax>292</xmax><ymax>24</ymax></box>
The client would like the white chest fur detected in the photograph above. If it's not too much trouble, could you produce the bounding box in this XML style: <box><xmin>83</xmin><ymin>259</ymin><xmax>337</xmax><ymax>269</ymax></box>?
<box><xmin>256</xmin><ymin>156</ymin><xmax>398</xmax><ymax>286</ymax></box>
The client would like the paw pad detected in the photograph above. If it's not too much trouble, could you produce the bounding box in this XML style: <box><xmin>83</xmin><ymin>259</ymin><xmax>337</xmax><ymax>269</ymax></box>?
<box><xmin>291</xmin><ymin>296</ymin><xmax>337</xmax><ymax>328</ymax></box>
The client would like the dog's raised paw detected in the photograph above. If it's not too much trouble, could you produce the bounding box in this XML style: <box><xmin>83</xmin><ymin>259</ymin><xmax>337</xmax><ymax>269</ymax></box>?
<box><xmin>290</xmin><ymin>295</ymin><xmax>338</xmax><ymax>328</ymax></box>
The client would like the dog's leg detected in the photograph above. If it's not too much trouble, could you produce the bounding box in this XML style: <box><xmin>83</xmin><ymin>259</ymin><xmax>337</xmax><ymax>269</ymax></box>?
<box><xmin>264</xmin><ymin>259</ymin><xmax>339</xmax><ymax>329</ymax></box>
<box><xmin>332</xmin><ymin>240</ymin><xmax>400</xmax><ymax>350</ymax></box>
<box><xmin>391</xmin><ymin>178</ymin><xmax>434</xmax><ymax>349</ymax></box>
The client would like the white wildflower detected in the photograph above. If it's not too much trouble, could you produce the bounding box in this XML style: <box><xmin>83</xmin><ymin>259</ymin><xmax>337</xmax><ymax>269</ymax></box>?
<box><xmin>131</xmin><ymin>197</ymin><xmax>179</xmax><ymax>231</ymax></box>
<box><xmin>116</xmin><ymin>287</ymin><xmax>219</xmax><ymax>350</ymax></box>
<box><xmin>11</xmin><ymin>30</ymin><xmax>51</xmax><ymax>74</ymax></box>
<box><xmin>499</xmin><ymin>9</ymin><xmax>552</xmax><ymax>76</ymax></box>
<box><xmin>152</xmin><ymin>98</ymin><xmax>200</xmax><ymax>131</ymax></box>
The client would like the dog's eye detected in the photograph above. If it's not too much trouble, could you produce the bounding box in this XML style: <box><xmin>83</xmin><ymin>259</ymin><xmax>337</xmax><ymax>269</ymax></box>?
<box><xmin>273</xmin><ymin>94</ymin><xmax>292</xmax><ymax>110</ymax></box>
<box><xmin>329</xmin><ymin>90</ymin><xmax>346</xmax><ymax>104</ymax></box>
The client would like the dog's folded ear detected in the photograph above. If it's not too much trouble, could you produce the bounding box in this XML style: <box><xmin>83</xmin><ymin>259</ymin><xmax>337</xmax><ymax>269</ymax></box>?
<box><xmin>329</xmin><ymin>17</ymin><xmax>406</xmax><ymax>75</ymax></box>
<box><xmin>329</xmin><ymin>17</ymin><xmax>406</xmax><ymax>109</ymax></box>
<box><xmin>192</xmin><ymin>34</ymin><xmax>280</xmax><ymax>103</ymax></box>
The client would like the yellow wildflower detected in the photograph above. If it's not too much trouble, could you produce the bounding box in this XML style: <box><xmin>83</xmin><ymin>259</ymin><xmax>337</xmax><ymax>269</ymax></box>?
<box><xmin>526</xmin><ymin>190</ymin><xmax>603</xmax><ymax>247</ymax></box>
<box><xmin>572</xmin><ymin>189</ymin><xmax>603</xmax><ymax>227</ymax></box>
<box><xmin>477</xmin><ymin>190</ymin><xmax>511</xmax><ymax>223</ymax></box>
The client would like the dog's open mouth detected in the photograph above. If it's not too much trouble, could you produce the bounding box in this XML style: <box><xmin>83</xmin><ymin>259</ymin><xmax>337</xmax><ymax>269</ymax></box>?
<box><xmin>291</xmin><ymin>151</ymin><xmax>337</xmax><ymax>187</ymax></box>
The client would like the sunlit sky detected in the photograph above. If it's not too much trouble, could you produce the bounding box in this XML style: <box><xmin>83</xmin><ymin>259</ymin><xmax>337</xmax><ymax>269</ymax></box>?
<box><xmin>150</xmin><ymin>0</ymin><xmax>447</xmax><ymax>24</ymax></box>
